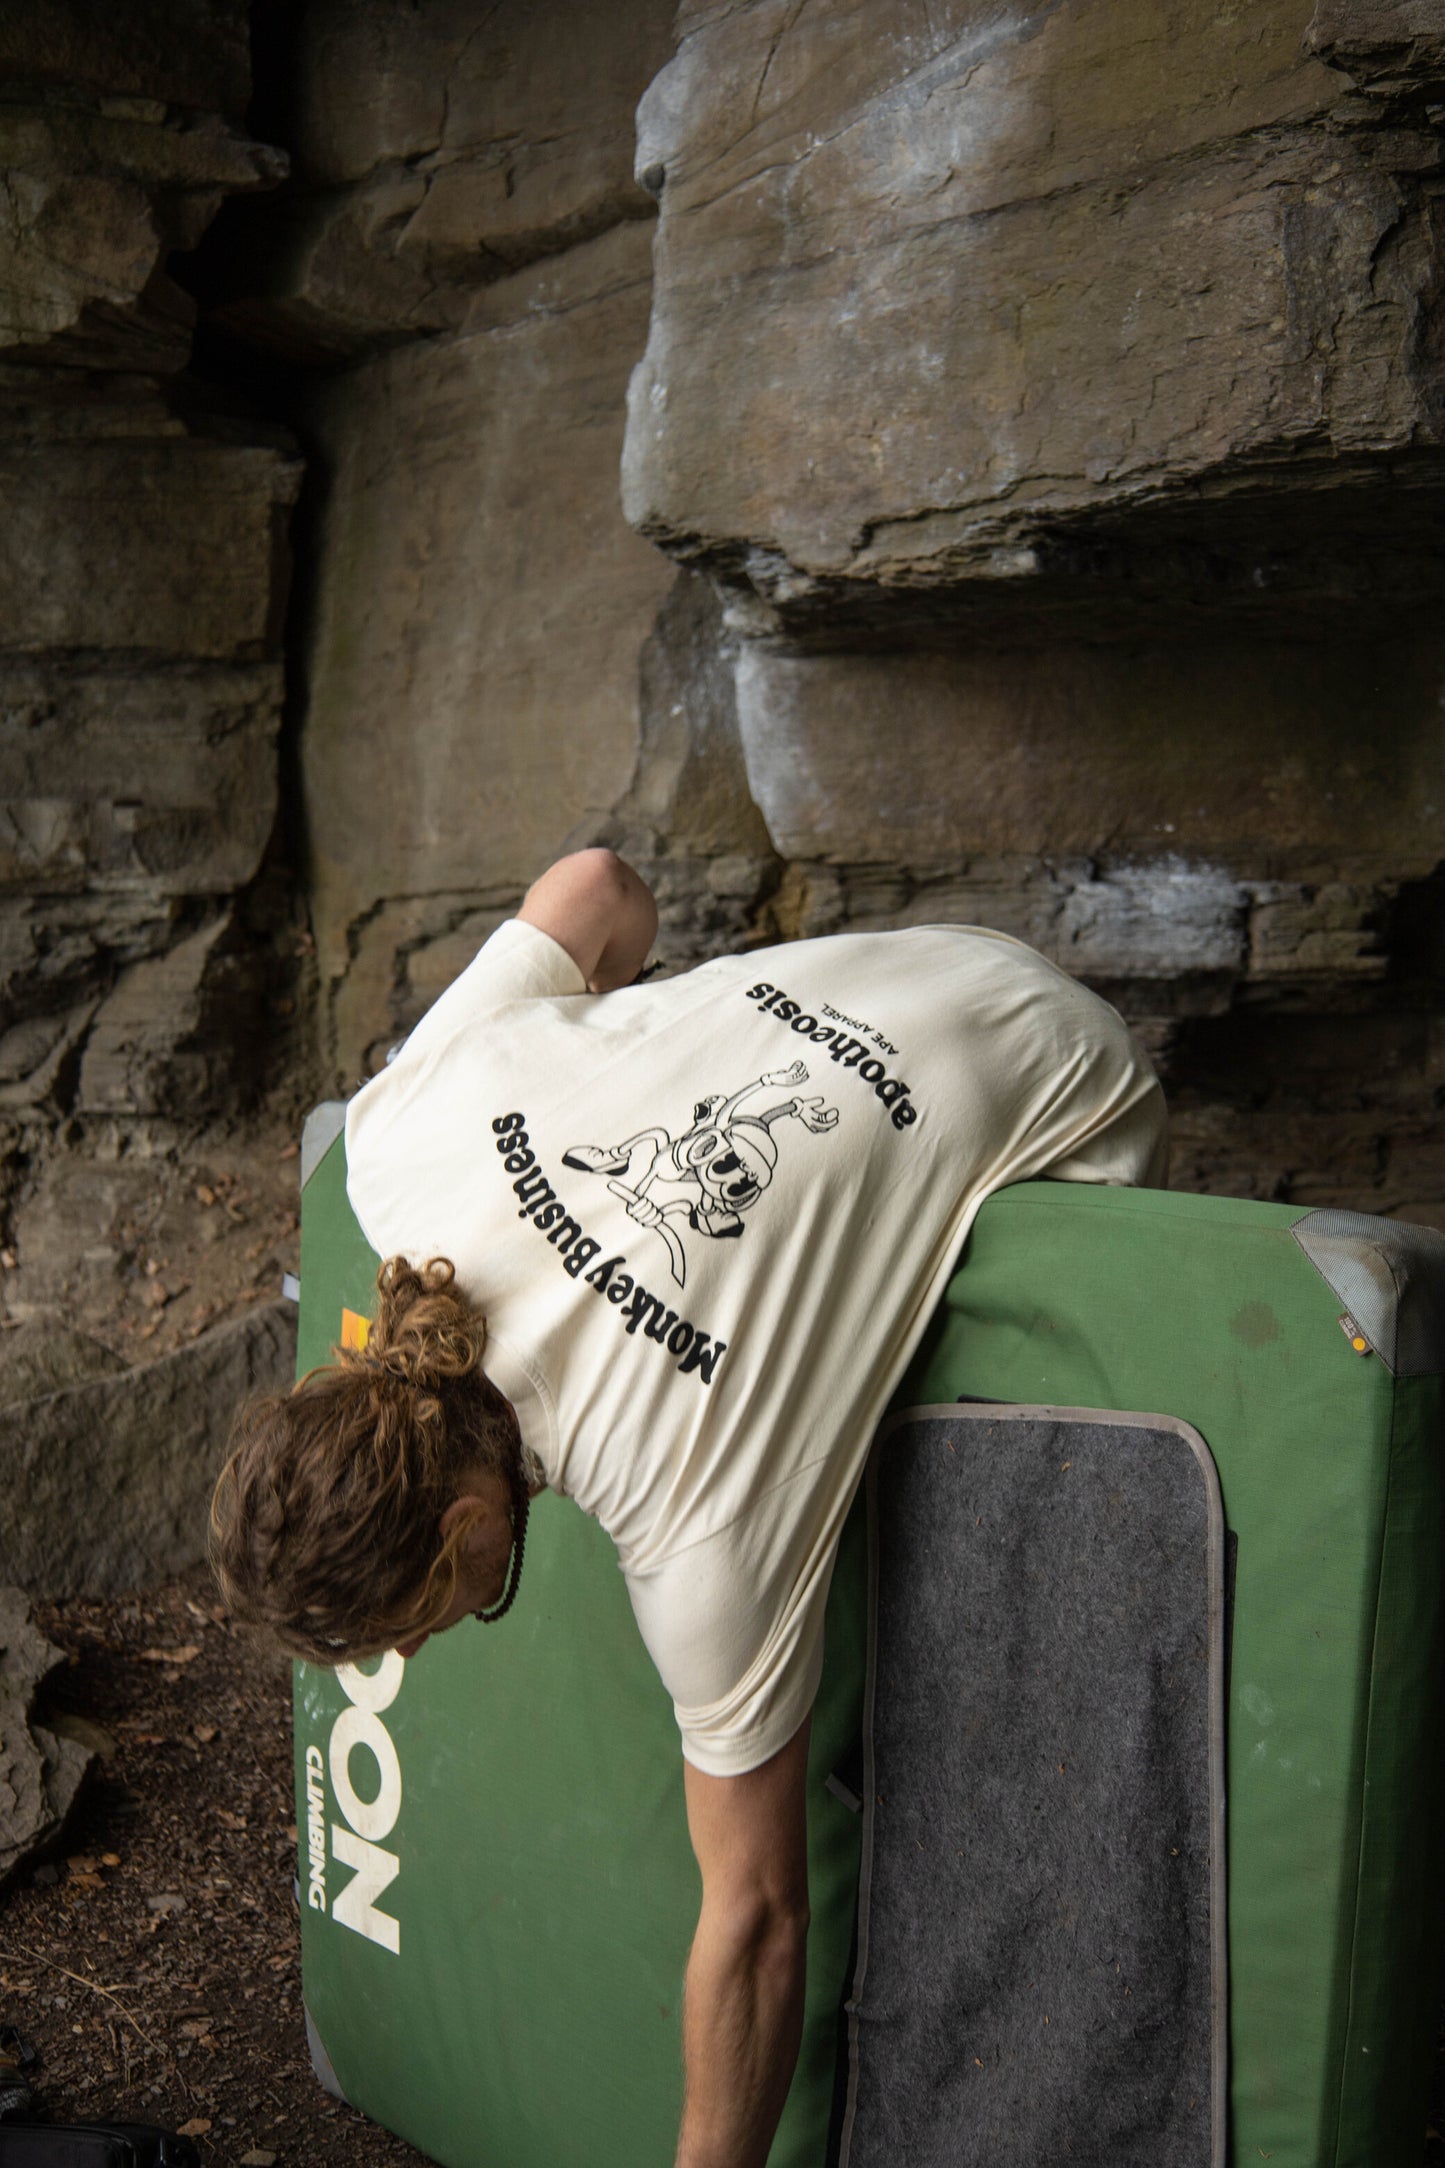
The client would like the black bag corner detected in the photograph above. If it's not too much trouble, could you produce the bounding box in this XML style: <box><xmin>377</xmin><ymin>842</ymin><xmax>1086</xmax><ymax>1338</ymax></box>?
<box><xmin>0</xmin><ymin>2122</ymin><xmax>202</xmax><ymax>2166</ymax></box>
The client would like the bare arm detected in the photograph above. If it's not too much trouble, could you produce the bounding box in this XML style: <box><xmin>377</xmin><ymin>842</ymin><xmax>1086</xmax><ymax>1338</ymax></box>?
<box><xmin>517</xmin><ymin>848</ymin><xmax>658</xmax><ymax>992</ymax></box>
<box><xmin>676</xmin><ymin>1721</ymin><xmax>812</xmax><ymax>2168</ymax></box>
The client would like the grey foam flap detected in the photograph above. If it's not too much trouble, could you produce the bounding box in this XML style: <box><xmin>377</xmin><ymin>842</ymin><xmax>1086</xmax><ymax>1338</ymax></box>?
<box><xmin>840</xmin><ymin>1405</ymin><xmax>1226</xmax><ymax>2168</ymax></box>
<box><xmin>301</xmin><ymin>1100</ymin><xmax>347</xmax><ymax>1191</ymax></box>
<box><xmin>1291</xmin><ymin>1207</ymin><xmax>1445</xmax><ymax>1376</ymax></box>
<box><xmin>304</xmin><ymin>1999</ymin><xmax>350</xmax><ymax>2104</ymax></box>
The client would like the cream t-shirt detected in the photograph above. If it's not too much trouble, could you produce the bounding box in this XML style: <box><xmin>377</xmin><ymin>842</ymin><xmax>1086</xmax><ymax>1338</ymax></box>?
<box><xmin>344</xmin><ymin>920</ymin><xmax>1167</xmax><ymax>1776</ymax></box>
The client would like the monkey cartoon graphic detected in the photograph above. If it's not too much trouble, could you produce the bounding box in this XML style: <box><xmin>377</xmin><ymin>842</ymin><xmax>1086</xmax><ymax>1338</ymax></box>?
<box><xmin>563</xmin><ymin>1061</ymin><xmax>839</xmax><ymax>1287</ymax></box>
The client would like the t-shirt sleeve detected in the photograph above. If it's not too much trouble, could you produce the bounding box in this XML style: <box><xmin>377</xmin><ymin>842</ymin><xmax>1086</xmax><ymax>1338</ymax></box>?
<box><xmin>624</xmin><ymin>1472</ymin><xmax>841</xmax><ymax>1777</ymax></box>
<box><xmin>343</xmin><ymin>918</ymin><xmax>585</xmax><ymax>1259</ymax></box>
<box><xmin>394</xmin><ymin>917</ymin><xmax>586</xmax><ymax>1068</ymax></box>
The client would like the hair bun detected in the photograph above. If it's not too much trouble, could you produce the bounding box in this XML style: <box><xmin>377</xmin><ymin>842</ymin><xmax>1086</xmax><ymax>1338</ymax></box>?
<box><xmin>361</xmin><ymin>1257</ymin><xmax>487</xmax><ymax>1386</ymax></box>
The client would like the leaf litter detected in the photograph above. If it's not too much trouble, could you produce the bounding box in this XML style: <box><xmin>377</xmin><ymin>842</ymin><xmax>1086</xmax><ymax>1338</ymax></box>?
<box><xmin>0</xmin><ymin>1566</ymin><xmax>424</xmax><ymax>2166</ymax></box>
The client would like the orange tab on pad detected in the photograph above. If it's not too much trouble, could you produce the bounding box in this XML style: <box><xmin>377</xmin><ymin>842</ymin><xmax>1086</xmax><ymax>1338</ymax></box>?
<box><xmin>340</xmin><ymin>1307</ymin><xmax>372</xmax><ymax>1351</ymax></box>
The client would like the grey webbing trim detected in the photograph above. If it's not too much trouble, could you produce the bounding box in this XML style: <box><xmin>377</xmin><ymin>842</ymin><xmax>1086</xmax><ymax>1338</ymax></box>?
<box><xmin>836</xmin><ymin>1437</ymin><xmax>883</xmax><ymax>2168</ymax></box>
<box><xmin>301</xmin><ymin>1101</ymin><xmax>348</xmax><ymax>1191</ymax></box>
<box><xmin>850</xmin><ymin>1401</ymin><xmax>1229</xmax><ymax>2168</ymax></box>
<box><xmin>304</xmin><ymin>1999</ymin><xmax>350</xmax><ymax>2104</ymax></box>
<box><xmin>1291</xmin><ymin>1209</ymin><xmax>1445</xmax><ymax>1378</ymax></box>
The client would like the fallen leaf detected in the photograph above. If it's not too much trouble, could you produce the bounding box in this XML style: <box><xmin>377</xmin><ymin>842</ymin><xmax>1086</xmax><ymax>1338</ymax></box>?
<box><xmin>66</xmin><ymin>1855</ymin><xmax>98</xmax><ymax>1875</ymax></box>
<box><xmin>195</xmin><ymin>1184</ymin><xmax>216</xmax><ymax>1207</ymax></box>
<box><xmin>193</xmin><ymin>1724</ymin><xmax>218</xmax><ymax>1744</ymax></box>
<box><xmin>178</xmin><ymin>2119</ymin><xmax>212</xmax><ymax>2139</ymax></box>
<box><xmin>139</xmin><ymin>1646</ymin><xmax>201</xmax><ymax>1665</ymax></box>
<box><xmin>68</xmin><ymin>1872</ymin><xmax>106</xmax><ymax>1894</ymax></box>
<box><xmin>101</xmin><ymin>1853</ymin><xmax>121</xmax><ymax>1869</ymax></box>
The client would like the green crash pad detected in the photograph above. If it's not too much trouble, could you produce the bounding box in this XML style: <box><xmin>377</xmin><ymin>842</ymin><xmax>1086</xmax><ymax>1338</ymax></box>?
<box><xmin>888</xmin><ymin>1182</ymin><xmax>1445</xmax><ymax>2168</ymax></box>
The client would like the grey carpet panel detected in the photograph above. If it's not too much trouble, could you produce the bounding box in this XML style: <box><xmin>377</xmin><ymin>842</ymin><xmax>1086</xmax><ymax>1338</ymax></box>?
<box><xmin>839</xmin><ymin>1405</ymin><xmax>1226</xmax><ymax>2168</ymax></box>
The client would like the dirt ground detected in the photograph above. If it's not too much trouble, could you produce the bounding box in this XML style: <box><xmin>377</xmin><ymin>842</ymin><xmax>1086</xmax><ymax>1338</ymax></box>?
<box><xmin>2</xmin><ymin>1562</ymin><xmax>1442</xmax><ymax>2167</ymax></box>
<box><xmin>0</xmin><ymin>1104</ymin><xmax>310</xmax><ymax>1362</ymax></box>
<box><xmin>0</xmin><ymin>1567</ymin><xmax>425</xmax><ymax>2167</ymax></box>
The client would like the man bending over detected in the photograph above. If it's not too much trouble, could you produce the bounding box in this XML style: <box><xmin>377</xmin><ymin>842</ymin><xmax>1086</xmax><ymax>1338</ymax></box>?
<box><xmin>213</xmin><ymin>848</ymin><xmax>1166</xmax><ymax>2168</ymax></box>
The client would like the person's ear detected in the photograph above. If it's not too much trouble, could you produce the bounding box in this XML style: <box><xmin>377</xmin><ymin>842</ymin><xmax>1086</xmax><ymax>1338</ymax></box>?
<box><xmin>438</xmin><ymin>1493</ymin><xmax>493</xmax><ymax>1554</ymax></box>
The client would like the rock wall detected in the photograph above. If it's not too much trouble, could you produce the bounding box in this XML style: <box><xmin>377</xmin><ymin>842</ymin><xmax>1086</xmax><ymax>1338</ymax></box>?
<box><xmin>1</xmin><ymin>4</ymin><xmax>298</xmax><ymax>1135</ymax></box>
<box><xmin>208</xmin><ymin>0</ymin><xmax>681</xmax><ymax>1079</ymax></box>
<box><xmin>205</xmin><ymin>0</ymin><xmax>1445</xmax><ymax>1220</ymax></box>
<box><xmin>2</xmin><ymin>0</ymin><xmax>1442</xmax><ymax>1472</ymax></box>
<box><xmin>213</xmin><ymin>0</ymin><xmax>674</xmax><ymax>360</ymax></box>
<box><xmin>624</xmin><ymin>0</ymin><xmax>1445</xmax><ymax>624</ymax></box>
<box><xmin>0</xmin><ymin>6</ymin><xmax>304</xmax><ymax>1467</ymax></box>
<box><xmin>611</xmin><ymin>0</ymin><xmax>1445</xmax><ymax>1219</ymax></box>
<box><xmin>298</xmin><ymin>224</ymin><xmax>674</xmax><ymax>1075</ymax></box>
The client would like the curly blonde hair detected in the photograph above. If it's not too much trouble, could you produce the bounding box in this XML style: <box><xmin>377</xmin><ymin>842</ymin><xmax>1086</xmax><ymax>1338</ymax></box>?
<box><xmin>210</xmin><ymin>1257</ymin><xmax>521</xmax><ymax>1665</ymax></box>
